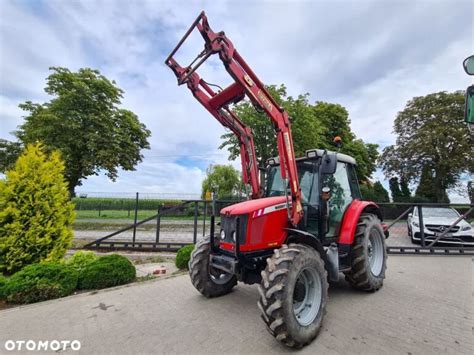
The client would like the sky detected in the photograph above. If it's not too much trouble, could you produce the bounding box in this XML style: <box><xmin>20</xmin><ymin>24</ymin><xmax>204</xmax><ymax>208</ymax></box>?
<box><xmin>0</xmin><ymin>0</ymin><xmax>473</xmax><ymax>201</ymax></box>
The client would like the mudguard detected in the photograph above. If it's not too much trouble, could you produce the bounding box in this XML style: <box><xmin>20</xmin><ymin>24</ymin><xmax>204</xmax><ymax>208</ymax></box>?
<box><xmin>285</xmin><ymin>228</ymin><xmax>326</xmax><ymax>257</ymax></box>
<box><xmin>284</xmin><ymin>228</ymin><xmax>339</xmax><ymax>281</ymax></box>
<box><xmin>338</xmin><ymin>199</ymin><xmax>382</xmax><ymax>245</ymax></box>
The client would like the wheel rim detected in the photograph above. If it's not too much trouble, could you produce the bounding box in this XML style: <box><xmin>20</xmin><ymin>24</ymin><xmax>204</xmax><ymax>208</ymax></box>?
<box><xmin>293</xmin><ymin>267</ymin><xmax>322</xmax><ymax>326</ymax></box>
<box><xmin>368</xmin><ymin>229</ymin><xmax>384</xmax><ymax>276</ymax></box>
<box><xmin>209</xmin><ymin>266</ymin><xmax>233</xmax><ymax>285</ymax></box>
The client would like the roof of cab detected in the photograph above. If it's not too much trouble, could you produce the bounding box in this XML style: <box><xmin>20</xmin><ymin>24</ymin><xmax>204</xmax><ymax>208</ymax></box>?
<box><xmin>267</xmin><ymin>149</ymin><xmax>357</xmax><ymax>166</ymax></box>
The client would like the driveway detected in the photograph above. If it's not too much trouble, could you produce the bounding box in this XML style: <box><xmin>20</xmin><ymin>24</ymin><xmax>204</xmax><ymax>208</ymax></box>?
<box><xmin>0</xmin><ymin>255</ymin><xmax>472</xmax><ymax>354</ymax></box>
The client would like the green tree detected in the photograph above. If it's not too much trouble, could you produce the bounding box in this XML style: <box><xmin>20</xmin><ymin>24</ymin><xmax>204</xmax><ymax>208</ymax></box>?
<box><xmin>0</xmin><ymin>139</ymin><xmax>22</xmax><ymax>173</ymax></box>
<box><xmin>201</xmin><ymin>165</ymin><xmax>241</xmax><ymax>199</ymax></box>
<box><xmin>414</xmin><ymin>165</ymin><xmax>448</xmax><ymax>202</ymax></box>
<box><xmin>12</xmin><ymin>67</ymin><xmax>151</xmax><ymax>196</ymax></box>
<box><xmin>0</xmin><ymin>144</ymin><xmax>75</xmax><ymax>273</ymax></box>
<box><xmin>360</xmin><ymin>181</ymin><xmax>390</xmax><ymax>202</ymax></box>
<box><xmin>219</xmin><ymin>84</ymin><xmax>378</xmax><ymax>182</ymax></box>
<box><xmin>388</xmin><ymin>177</ymin><xmax>403</xmax><ymax>202</ymax></box>
<box><xmin>381</xmin><ymin>91</ymin><xmax>473</xmax><ymax>202</ymax></box>
<box><xmin>373</xmin><ymin>181</ymin><xmax>390</xmax><ymax>202</ymax></box>
<box><xmin>399</xmin><ymin>177</ymin><xmax>411</xmax><ymax>201</ymax></box>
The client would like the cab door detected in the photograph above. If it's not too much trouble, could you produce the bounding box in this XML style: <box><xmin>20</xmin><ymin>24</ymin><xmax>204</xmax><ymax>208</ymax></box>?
<box><xmin>322</xmin><ymin>162</ymin><xmax>353</xmax><ymax>238</ymax></box>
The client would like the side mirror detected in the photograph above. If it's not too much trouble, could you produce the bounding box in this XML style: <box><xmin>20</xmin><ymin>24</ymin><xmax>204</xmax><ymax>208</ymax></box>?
<box><xmin>408</xmin><ymin>213</ymin><xmax>412</xmax><ymax>218</ymax></box>
<box><xmin>463</xmin><ymin>55</ymin><xmax>474</xmax><ymax>75</ymax></box>
<box><xmin>319</xmin><ymin>152</ymin><xmax>337</xmax><ymax>174</ymax></box>
<box><xmin>465</xmin><ymin>85</ymin><xmax>474</xmax><ymax>130</ymax></box>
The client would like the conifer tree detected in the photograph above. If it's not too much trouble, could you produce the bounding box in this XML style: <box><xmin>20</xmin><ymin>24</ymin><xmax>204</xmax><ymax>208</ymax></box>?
<box><xmin>0</xmin><ymin>143</ymin><xmax>75</xmax><ymax>273</ymax></box>
<box><xmin>389</xmin><ymin>177</ymin><xmax>403</xmax><ymax>202</ymax></box>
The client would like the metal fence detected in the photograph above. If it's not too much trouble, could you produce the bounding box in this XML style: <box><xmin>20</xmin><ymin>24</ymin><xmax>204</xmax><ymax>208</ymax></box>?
<box><xmin>74</xmin><ymin>192</ymin><xmax>240</xmax><ymax>218</ymax></box>
<box><xmin>83</xmin><ymin>198</ymin><xmax>237</xmax><ymax>252</ymax></box>
<box><xmin>82</xmin><ymin>199</ymin><xmax>474</xmax><ymax>254</ymax></box>
<box><xmin>380</xmin><ymin>203</ymin><xmax>473</xmax><ymax>255</ymax></box>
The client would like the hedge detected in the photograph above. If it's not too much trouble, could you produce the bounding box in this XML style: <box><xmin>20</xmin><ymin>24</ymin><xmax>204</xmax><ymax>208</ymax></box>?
<box><xmin>176</xmin><ymin>245</ymin><xmax>195</xmax><ymax>269</ymax></box>
<box><xmin>2</xmin><ymin>263</ymin><xmax>78</xmax><ymax>304</ymax></box>
<box><xmin>79</xmin><ymin>254</ymin><xmax>136</xmax><ymax>290</ymax></box>
<box><xmin>65</xmin><ymin>251</ymin><xmax>98</xmax><ymax>273</ymax></box>
<box><xmin>0</xmin><ymin>275</ymin><xmax>7</xmax><ymax>300</ymax></box>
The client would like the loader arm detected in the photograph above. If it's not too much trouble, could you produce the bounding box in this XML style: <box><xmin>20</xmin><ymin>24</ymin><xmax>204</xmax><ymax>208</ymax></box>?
<box><xmin>165</xmin><ymin>11</ymin><xmax>303</xmax><ymax>226</ymax></box>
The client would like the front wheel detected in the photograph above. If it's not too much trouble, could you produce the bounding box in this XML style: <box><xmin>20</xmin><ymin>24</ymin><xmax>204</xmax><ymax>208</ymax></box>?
<box><xmin>258</xmin><ymin>244</ymin><xmax>328</xmax><ymax>348</ymax></box>
<box><xmin>344</xmin><ymin>213</ymin><xmax>387</xmax><ymax>291</ymax></box>
<box><xmin>189</xmin><ymin>236</ymin><xmax>237</xmax><ymax>298</ymax></box>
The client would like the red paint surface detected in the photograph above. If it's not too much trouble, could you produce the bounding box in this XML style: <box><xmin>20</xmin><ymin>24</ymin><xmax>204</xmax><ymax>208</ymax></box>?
<box><xmin>220</xmin><ymin>196</ymin><xmax>286</xmax><ymax>215</ymax></box>
<box><xmin>220</xmin><ymin>197</ymin><xmax>290</xmax><ymax>252</ymax></box>
<box><xmin>338</xmin><ymin>200</ymin><xmax>380</xmax><ymax>244</ymax></box>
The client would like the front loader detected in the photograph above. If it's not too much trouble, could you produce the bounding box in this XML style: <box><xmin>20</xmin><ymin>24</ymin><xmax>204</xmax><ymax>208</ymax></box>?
<box><xmin>165</xmin><ymin>12</ymin><xmax>387</xmax><ymax>348</ymax></box>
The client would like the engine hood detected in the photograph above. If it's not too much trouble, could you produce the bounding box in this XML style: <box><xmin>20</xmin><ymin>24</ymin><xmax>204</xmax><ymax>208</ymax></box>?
<box><xmin>220</xmin><ymin>196</ymin><xmax>287</xmax><ymax>216</ymax></box>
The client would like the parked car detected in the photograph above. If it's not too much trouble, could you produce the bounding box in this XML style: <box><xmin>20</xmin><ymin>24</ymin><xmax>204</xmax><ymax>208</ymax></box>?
<box><xmin>407</xmin><ymin>207</ymin><xmax>474</xmax><ymax>245</ymax></box>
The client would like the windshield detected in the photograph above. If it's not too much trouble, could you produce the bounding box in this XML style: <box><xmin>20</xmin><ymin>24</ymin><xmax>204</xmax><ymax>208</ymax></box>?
<box><xmin>265</xmin><ymin>161</ymin><xmax>318</xmax><ymax>205</ymax></box>
<box><xmin>418</xmin><ymin>207</ymin><xmax>459</xmax><ymax>218</ymax></box>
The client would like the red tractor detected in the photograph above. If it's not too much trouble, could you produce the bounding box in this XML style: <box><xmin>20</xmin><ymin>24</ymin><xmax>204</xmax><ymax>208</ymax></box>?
<box><xmin>166</xmin><ymin>12</ymin><xmax>387</xmax><ymax>348</ymax></box>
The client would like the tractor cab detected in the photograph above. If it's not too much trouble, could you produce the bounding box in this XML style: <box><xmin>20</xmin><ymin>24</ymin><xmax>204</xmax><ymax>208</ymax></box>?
<box><xmin>265</xmin><ymin>149</ymin><xmax>361</xmax><ymax>243</ymax></box>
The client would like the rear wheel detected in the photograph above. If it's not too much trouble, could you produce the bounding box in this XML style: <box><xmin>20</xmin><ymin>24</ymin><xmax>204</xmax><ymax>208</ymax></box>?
<box><xmin>344</xmin><ymin>213</ymin><xmax>387</xmax><ymax>291</ymax></box>
<box><xmin>189</xmin><ymin>236</ymin><xmax>237</xmax><ymax>298</ymax></box>
<box><xmin>258</xmin><ymin>244</ymin><xmax>328</xmax><ymax>348</ymax></box>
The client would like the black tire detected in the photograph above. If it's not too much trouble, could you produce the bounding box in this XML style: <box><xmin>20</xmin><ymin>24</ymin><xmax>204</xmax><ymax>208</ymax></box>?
<box><xmin>344</xmin><ymin>213</ymin><xmax>387</xmax><ymax>292</ymax></box>
<box><xmin>258</xmin><ymin>244</ymin><xmax>328</xmax><ymax>348</ymax></box>
<box><xmin>189</xmin><ymin>236</ymin><xmax>237</xmax><ymax>298</ymax></box>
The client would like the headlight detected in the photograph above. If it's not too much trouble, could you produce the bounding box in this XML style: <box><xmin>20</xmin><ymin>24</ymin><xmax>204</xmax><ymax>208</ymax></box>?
<box><xmin>461</xmin><ymin>225</ymin><xmax>472</xmax><ymax>231</ymax></box>
<box><xmin>412</xmin><ymin>221</ymin><xmax>419</xmax><ymax>228</ymax></box>
<box><xmin>220</xmin><ymin>229</ymin><xmax>226</xmax><ymax>240</ymax></box>
<box><xmin>231</xmin><ymin>231</ymin><xmax>236</xmax><ymax>242</ymax></box>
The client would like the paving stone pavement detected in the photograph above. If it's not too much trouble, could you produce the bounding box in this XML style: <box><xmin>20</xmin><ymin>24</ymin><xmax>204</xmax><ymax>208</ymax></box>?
<box><xmin>0</xmin><ymin>255</ymin><xmax>472</xmax><ymax>354</ymax></box>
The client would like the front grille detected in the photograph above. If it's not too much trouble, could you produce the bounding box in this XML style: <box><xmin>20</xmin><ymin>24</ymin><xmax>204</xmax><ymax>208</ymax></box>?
<box><xmin>414</xmin><ymin>232</ymin><xmax>473</xmax><ymax>243</ymax></box>
<box><xmin>220</xmin><ymin>214</ymin><xmax>248</xmax><ymax>244</ymax></box>
<box><xmin>425</xmin><ymin>224</ymin><xmax>460</xmax><ymax>233</ymax></box>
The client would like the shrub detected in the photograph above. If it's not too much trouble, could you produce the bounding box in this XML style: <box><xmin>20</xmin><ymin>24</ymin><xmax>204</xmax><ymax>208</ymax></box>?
<box><xmin>0</xmin><ymin>144</ymin><xmax>75</xmax><ymax>273</ymax></box>
<box><xmin>79</xmin><ymin>254</ymin><xmax>136</xmax><ymax>290</ymax></box>
<box><xmin>0</xmin><ymin>275</ymin><xmax>7</xmax><ymax>300</ymax></box>
<box><xmin>2</xmin><ymin>263</ymin><xmax>78</xmax><ymax>304</ymax></box>
<box><xmin>65</xmin><ymin>251</ymin><xmax>98</xmax><ymax>273</ymax></box>
<box><xmin>175</xmin><ymin>245</ymin><xmax>195</xmax><ymax>269</ymax></box>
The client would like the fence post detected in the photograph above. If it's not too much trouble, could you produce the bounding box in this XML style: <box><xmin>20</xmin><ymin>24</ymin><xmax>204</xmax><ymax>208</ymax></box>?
<box><xmin>98</xmin><ymin>203</ymin><xmax>101</xmax><ymax>217</ymax></box>
<box><xmin>417</xmin><ymin>205</ymin><xmax>425</xmax><ymax>247</ymax></box>
<box><xmin>132</xmin><ymin>192</ymin><xmax>139</xmax><ymax>246</ymax></box>
<box><xmin>202</xmin><ymin>201</ymin><xmax>207</xmax><ymax>236</ymax></box>
<box><xmin>212</xmin><ymin>192</ymin><xmax>216</xmax><ymax>216</ymax></box>
<box><xmin>155</xmin><ymin>204</ymin><xmax>161</xmax><ymax>244</ymax></box>
<box><xmin>193</xmin><ymin>201</ymin><xmax>198</xmax><ymax>244</ymax></box>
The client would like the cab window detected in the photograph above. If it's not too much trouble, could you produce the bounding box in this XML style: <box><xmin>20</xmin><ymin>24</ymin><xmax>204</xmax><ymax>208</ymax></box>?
<box><xmin>322</xmin><ymin>162</ymin><xmax>353</xmax><ymax>237</ymax></box>
<box><xmin>266</xmin><ymin>161</ymin><xmax>318</xmax><ymax>205</ymax></box>
<box><xmin>347</xmin><ymin>164</ymin><xmax>361</xmax><ymax>199</ymax></box>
